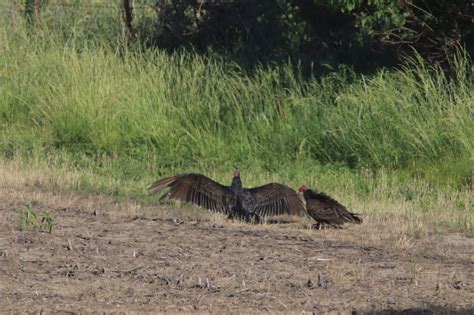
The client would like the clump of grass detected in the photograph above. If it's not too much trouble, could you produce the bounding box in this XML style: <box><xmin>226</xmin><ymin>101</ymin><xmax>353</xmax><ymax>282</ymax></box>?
<box><xmin>17</xmin><ymin>207</ymin><xmax>54</xmax><ymax>233</ymax></box>
<box><xmin>298</xmin><ymin>54</ymin><xmax>474</xmax><ymax>169</ymax></box>
<box><xmin>17</xmin><ymin>208</ymin><xmax>36</xmax><ymax>230</ymax></box>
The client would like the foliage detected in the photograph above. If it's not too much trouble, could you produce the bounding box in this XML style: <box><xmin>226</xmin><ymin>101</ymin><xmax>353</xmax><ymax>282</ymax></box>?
<box><xmin>17</xmin><ymin>208</ymin><xmax>54</xmax><ymax>233</ymax></box>
<box><xmin>334</xmin><ymin>0</ymin><xmax>474</xmax><ymax>66</ymax></box>
<box><xmin>143</xmin><ymin>0</ymin><xmax>393</xmax><ymax>70</ymax></box>
<box><xmin>11</xmin><ymin>0</ymin><xmax>474</xmax><ymax>69</ymax></box>
<box><xmin>138</xmin><ymin>0</ymin><xmax>473</xmax><ymax>68</ymax></box>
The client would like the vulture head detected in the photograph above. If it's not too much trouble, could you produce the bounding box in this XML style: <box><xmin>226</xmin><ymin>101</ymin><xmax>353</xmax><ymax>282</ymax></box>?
<box><xmin>230</xmin><ymin>168</ymin><xmax>242</xmax><ymax>192</ymax></box>
<box><xmin>234</xmin><ymin>168</ymin><xmax>241</xmax><ymax>177</ymax></box>
<box><xmin>297</xmin><ymin>185</ymin><xmax>308</xmax><ymax>193</ymax></box>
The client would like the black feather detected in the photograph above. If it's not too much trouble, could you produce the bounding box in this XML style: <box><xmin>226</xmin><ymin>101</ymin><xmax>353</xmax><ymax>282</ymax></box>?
<box><xmin>148</xmin><ymin>171</ymin><xmax>305</xmax><ymax>221</ymax></box>
<box><xmin>302</xmin><ymin>189</ymin><xmax>362</xmax><ymax>227</ymax></box>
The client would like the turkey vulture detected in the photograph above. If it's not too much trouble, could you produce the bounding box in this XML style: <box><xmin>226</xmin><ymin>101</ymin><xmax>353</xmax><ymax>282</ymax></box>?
<box><xmin>148</xmin><ymin>169</ymin><xmax>305</xmax><ymax>223</ymax></box>
<box><xmin>298</xmin><ymin>185</ymin><xmax>362</xmax><ymax>229</ymax></box>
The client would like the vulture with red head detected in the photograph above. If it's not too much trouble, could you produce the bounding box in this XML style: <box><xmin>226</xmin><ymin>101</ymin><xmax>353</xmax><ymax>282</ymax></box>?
<box><xmin>298</xmin><ymin>185</ymin><xmax>362</xmax><ymax>229</ymax></box>
<box><xmin>149</xmin><ymin>169</ymin><xmax>305</xmax><ymax>223</ymax></box>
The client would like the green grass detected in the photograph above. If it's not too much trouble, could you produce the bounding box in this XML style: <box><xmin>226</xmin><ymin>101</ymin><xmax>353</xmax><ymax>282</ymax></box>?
<box><xmin>16</xmin><ymin>207</ymin><xmax>54</xmax><ymax>233</ymax></box>
<box><xmin>0</xmin><ymin>5</ymin><xmax>472</xmax><ymax>234</ymax></box>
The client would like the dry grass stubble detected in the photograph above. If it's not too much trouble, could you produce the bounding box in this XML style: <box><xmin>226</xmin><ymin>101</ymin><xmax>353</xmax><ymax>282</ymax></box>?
<box><xmin>0</xmin><ymin>160</ymin><xmax>473</xmax><ymax>312</ymax></box>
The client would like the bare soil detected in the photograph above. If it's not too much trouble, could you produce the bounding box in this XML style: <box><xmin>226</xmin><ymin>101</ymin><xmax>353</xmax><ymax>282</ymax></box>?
<box><xmin>0</xmin><ymin>187</ymin><xmax>473</xmax><ymax>314</ymax></box>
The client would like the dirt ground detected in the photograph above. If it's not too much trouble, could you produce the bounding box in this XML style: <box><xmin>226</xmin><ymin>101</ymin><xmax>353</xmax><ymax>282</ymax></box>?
<box><xmin>0</xmin><ymin>186</ymin><xmax>473</xmax><ymax>314</ymax></box>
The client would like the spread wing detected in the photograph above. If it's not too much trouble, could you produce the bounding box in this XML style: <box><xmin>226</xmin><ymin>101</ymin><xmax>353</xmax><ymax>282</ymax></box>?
<box><xmin>307</xmin><ymin>192</ymin><xmax>362</xmax><ymax>224</ymax></box>
<box><xmin>247</xmin><ymin>183</ymin><xmax>306</xmax><ymax>217</ymax></box>
<box><xmin>148</xmin><ymin>173</ymin><xmax>233</xmax><ymax>214</ymax></box>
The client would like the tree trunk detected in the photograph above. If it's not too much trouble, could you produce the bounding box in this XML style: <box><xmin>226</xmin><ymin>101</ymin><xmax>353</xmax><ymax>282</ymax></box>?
<box><xmin>122</xmin><ymin>0</ymin><xmax>133</xmax><ymax>42</ymax></box>
<box><xmin>34</xmin><ymin>0</ymin><xmax>41</xmax><ymax>29</ymax></box>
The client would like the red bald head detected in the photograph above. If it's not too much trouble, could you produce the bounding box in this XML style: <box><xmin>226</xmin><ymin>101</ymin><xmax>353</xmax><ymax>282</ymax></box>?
<box><xmin>297</xmin><ymin>185</ymin><xmax>308</xmax><ymax>193</ymax></box>
<box><xmin>234</xmin><ymin>168</ymin><xmax>240</xmax><ymax>177</ymax></box>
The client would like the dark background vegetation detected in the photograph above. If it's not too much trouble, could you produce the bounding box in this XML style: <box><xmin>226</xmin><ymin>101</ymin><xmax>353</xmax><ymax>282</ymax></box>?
<box><xmin>134</xmin><ymin>0</ymin><xmax>474</xmax><ymax>72</ymax></box>
<box><xmin>23</xmin><ymin>0</ymin><xmax>474</xmax><ymax>72</ymax></box>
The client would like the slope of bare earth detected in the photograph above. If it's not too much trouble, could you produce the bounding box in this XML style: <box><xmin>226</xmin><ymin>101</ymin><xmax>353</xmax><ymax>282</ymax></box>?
<box><xmin>0</xmin><ymin>183</ymin><xmax>473</xmax><ymax>314</ymax></box>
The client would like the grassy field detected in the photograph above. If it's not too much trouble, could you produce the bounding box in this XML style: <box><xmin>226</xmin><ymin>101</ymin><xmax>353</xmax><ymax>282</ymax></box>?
<box><xmin>0</xmin><ymin>4</ymin><xmax>473</xmax><ymax>235</ymax></box>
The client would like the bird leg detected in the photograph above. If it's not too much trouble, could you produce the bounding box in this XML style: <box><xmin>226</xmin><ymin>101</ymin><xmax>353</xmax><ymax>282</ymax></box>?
<box><xmin>228</xmin><ymin>210</ymin><xmax>245</xmax><ymax>222</ymax></box>
<box><xmin>227</xmin><ymin>209</ymin><xmax>261</xmax><ymax>224</ymax></box>
<box><xmin>312</xmin><ymin>222</ymin><xmax>342</xmax><ymax>230</ymax></box>
<box><xmin>249</xmin><ymin>213</ymin><xmax>261</xmax><ymax>224</ymax></box>
<box><xmin>312</xmin><ymin>222</ymin><xmax>324</xmax><ymax>230</ymax></box>
<box><xmin>243</xmin><ymin>210</ymin><xmax>261</xmax><ymax>224</ymax></box>
<box><xmin>227</xmin><ymin>205</ymin><xmax>239</xmax><ymax>222</ymax></box>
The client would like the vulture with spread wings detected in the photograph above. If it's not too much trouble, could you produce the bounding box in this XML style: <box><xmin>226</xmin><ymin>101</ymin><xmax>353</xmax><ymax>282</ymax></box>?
<box><xmin>148</xmin><ymin>169</ymin><xmax>305</xmax><ymax>223</ymax></box>
<box><xmin>298</xmin><ymin>185</ymin><xmax>362</xmax><ymax>229</ymax></box>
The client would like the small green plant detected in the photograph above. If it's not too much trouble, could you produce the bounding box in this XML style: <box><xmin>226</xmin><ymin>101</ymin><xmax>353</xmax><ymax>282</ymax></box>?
<box><xmin>407</xmin><ymin>225</ymin><xmax>424</xmax><ymax>239</ymax></box>
<box><xmin>18</xmin><ymin>208</ymin><xmax>54</xmax><ymax>233</ymax></box>
<box><xmin>19</xmin><ymin>208</ymin><xmax>37</xmax><ymax>230</ymax></box>
<box><xmin>40</xmin><ymin>211</ymin><xmax>54</xmax><ymax>233</ymax></box>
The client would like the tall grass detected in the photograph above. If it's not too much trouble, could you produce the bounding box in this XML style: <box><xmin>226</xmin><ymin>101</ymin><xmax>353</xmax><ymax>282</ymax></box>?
<box><xmin>0</xmin><ymin>4</ymin><xmax>472</xmax><ymax>234</ymax></box>
<box><xmin>2</xmin><ymin>23</ymin><xmax>472</xmax><ymax>168</ymax></box>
